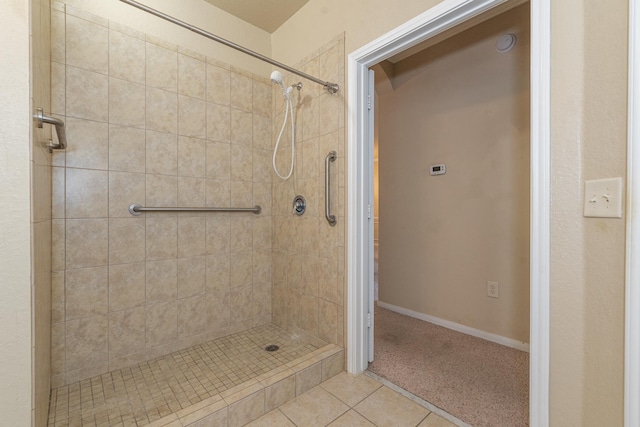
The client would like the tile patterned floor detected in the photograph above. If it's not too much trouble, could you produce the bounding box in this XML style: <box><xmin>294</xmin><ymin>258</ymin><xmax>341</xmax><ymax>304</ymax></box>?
<box><xmin>48</xmin><ymin>324</ymin><xmax>319</xmax><ymax>426</ymax></box>
<box><xmin>248</xmin><ymin>372</ymin><xmax>459</xmax><ymax>427</ymax></box>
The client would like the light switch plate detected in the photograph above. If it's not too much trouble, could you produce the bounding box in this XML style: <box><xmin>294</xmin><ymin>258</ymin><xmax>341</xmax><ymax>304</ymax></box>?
<box><xmin>584</xmin><ymin>177</ymin><xmax>623</xmax><ymax>218</ymax></box>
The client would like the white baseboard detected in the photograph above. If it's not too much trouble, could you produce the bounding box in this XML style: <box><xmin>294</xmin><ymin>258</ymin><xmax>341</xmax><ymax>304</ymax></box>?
<box><xmin>376</xmin><ymin>301</ymin><xmax>530</xmax><ymax>353</ymax></box>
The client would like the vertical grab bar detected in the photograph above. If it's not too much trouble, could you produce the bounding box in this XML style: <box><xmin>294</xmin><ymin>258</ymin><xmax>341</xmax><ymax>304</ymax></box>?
<box><xmin>325</xmin><ymin>151</ymin><xmax>337</xmax><ymax>226</ymax></box>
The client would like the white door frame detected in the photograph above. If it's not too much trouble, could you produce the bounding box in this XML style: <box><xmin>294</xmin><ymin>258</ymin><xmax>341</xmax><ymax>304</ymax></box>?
<box><xmin>346</xmin><ymin>0</ymin><xmax>551</xmax><ymax>425</ymax></box>
<box><xmin>626</xmin><ymin>1</ymin><xmax>640</xmax><ymax>425</ymax></box>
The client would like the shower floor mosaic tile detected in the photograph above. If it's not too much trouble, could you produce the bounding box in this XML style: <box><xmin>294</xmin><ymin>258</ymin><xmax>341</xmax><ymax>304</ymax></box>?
<box><xmin>47</xmin><ymin>324</ymin><xmax>320</xmax><ymax>426</ymax></box>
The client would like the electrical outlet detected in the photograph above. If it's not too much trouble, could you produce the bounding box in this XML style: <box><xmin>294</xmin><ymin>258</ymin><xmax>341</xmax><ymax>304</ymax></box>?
<box><xmin>487</xmin><ymin>281</ymin><xmax>499</xmax><ymax>299</ymax></box>
<box><xmin>584</xmin><ymin>177</ymin><xmax>623</xmax><ymax>218</ymax></box>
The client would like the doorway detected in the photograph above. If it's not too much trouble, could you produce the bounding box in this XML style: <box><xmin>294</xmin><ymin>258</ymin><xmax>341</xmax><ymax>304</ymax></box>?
<box><xmin>370</xmin><ymin>5</ymin><xmax>530</xmax><ymax>425</ymax></box>
<box><xmin>346</xmin><ymin>0</ymin><xmax>551</xmax><ymax>425</ymax></box>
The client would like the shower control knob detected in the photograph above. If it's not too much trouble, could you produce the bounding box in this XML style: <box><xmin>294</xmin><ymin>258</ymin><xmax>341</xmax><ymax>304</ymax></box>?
<box><xmin>293</xmin><ymin>195</ymin><xmax>306</xmax><ymax>216</ymax></box>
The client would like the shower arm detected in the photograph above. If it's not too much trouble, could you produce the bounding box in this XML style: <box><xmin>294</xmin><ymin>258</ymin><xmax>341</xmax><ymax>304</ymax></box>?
<box><xmin>118</xmin><ymin>0</ymin><xmax>340</xmax><ymax>94</ymax></box>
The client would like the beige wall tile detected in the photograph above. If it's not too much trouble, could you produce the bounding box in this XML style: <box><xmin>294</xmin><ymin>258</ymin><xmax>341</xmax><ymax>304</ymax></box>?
<box><xmin>178</xmin><ymin>95</ymin><xmax>206</xmax><ymax>138</ymax></box>
<box><xmin>109</xmin><ymin>29</ymin><xmax>145</xmax><ymax>84</ymax></box>
<box><xmin>206</xmin><ymin>64</ymin><xmax>230</xmax><ymax>106</ymax></box>
<box><xmin>230</xmin><ymin>110</ymin><xmax>252</xmax><ymax>146</ymax></box>
<box><xmin>51</xmin><ymin>322</ymin><xmax>65</xmax><ymax>377</ymax></box>
<box><xmin>109</xmin><ymin>171</ymin><xmax>146</xmax><ymax>217</ymax></box>
<box><xmin>145</xmin><ymin>302</ymin><xmax>178</xmax><ymax>347</ymax></box>
<box><xmin>109</xmin><ymin>77</ymin><xmax>145</xmax><ymax>128</ymax></box>
<box><xmin>252</xmin><ymin>149</ymin><xmax>271</xmax><ymax>183</ymax></box>
<box><xmin>66</xmin><ymin>219</ymin><xmax>108</xmax><ymax>268</ymax></box>
<box><xmin>146</xmin><ymin>87</ymin><xmax>178</xmax><ymax>134</ymax></box>
<box><xmin>300</xmin><ymin>294</ymin><xmax>319</xmax><ymax>336</ymax></box>
<box><xmin>109</xmin><ymin>217</ymin><xmax>146</xmax><ymax>264</ymax></box>
<box><xmin>65</xmin><ymin>117</ymin><xmax>109</xmax><ymax>170</ymax></box>
<box><xmin>51</xmin><ymin>9</ymin><xmax>65</xmax><ymax>63</ymax></box>
<box><xmin>109</xmin><ymin>125</ymin><xmax>146</xmax><ymax>173</ymax></box>
<box><xmin>253</xmin><ymin>114</ymin><xmax>271</xmax><ymax>151</ymax></box>
<box><xmin>65</xmin><ymin>266</ymin><xmax>108</xmax><ymax>320</ymax></box>
<box><xmin>109</xmin><ymin>262</ymin><xmax>145</xmax><ymax>311</ymax></box>
<box><xmin>246</xmin><ymin>410</ymin><xmax>294</xmax><ymax>427</ymax></box>
<box><xmin>229</xmin><ymin>285</ymin><xmax>253</xmax><ymax>324</ymax></box>
<box><xmin>301</xmin><ymin>256</ymin><xmax>319</xmax><ymax>296</ymax></box>
<box><xmin>146</xmin><ymin>174</ymin><xmax>177</xmax><ymax>207</ymax></box>
<box><xmin>319</xmin><ymin>257</ymin><xmax>340</xmax><ymax>304</ymax></box>
<box><xmin>178</xmin><ymin>136</ymin><xmax>206</xmax><ymax>177</ymax></box>
<box><xmin>146</xmin><ymin>217</ymin><xmax>178</xmax><ymax>261</ymax></box>
<box><xmin>177</xmin><ymin>256</ymin><xmax>206</xmax><ymax>298</ymax></box>
<box><xmin>230</xmin><ymin>251</ymin><xmax>252</xmax><ymax>288</ymax></box>
<box><xmin>51</xmin><ymin>61</ymin><xmax>65</xmax><ymax>115</ymax></box>
<box><xmin>66</xmin><ymin>66</ymin><xmax>108</xmax><ymax>122</ymax></box>
<box><xmin>231</xmin><ymin>144</ymin><xmax>253</xmax><ymax>181</ymax></box>
<box><xmin>65</xmin><ymin>314</ymin><xmax>108</xmax><ymax>370</ymax></box>
<box><xmin>322</xmin><ymin>351</ymin><xmax>344</xmax><ymax>381</ymax></box>
<box><xmin>146</xmin><ymin>259</ymin><xmax>177</xmax><ymax>303</ymax></box>
<box><xmin>230</xmin><ymin>217</ymin><xmax>252</xmax><ymax>253</ymax></box>
<box><xmin>230</xmin><ymin>73</ymin><xmax>253</xmax><ymax>113</ymax></box>
<box><xmin>177</xmin><ymin>295</ymin><xmax>207</xmax><ymax>338</ymax></box>
<box><xmin>206</xmin><ymin>216</ymin><xmax>230</xmax><ymax>255</ymax></box>
<box><xmin>206</xmin><ymin>179</ymin><xmax>231</xmax><ymax>208</ymax></box>
<box><xmin>206</xmin><ymin>103</ymin><xmax>230</xmax><ymax>142</ymax></box>
<box><xmin>146</xmin><ymin>130</ymin><xmax>178</xmax><ymax>175</ymax></box>
<box><xmin>252</xmin><ymin>183</ymin><xmax>271</xmax><ymax>216</ymax></box>
<box><xmin>108</xmin><ymin>307</ymin><xmax>145</xmax><ymax>358</ymax></box>
<box><xmin>252</xmin><ymin>283</ymin><xmax>272</xmax><ymax>320</ymax></box>
<box><xmin>51</xmin><ymin>271</ymin><xmax>65</xmax><ymax>323</ymax></box>
<box><xmin>146</xmin><ymin>42</ymin><xmax>177</xmax><ymax>92</ymax></box>
<box><xmin>178</xmin><ymin>176</ymin><xmax>206</xmax><ymax>207</ymax></box>
<box><xmin>185</xmin><ymin>408</ymin><xmax>228</xmax><ymax>427</ymax></box>
<box><xmin>206</xmin><ymin>290</ymin><xmax>230</xmax><ymax>329</ymax></box>
<box><xmin>178</xmin><ymin>217</ymin><xmax>206</xmax><ymax>257</ymax></box>
<box><xmin>230</xmin><ymin>181</ymin><xmax>252</xmax><ymax>208</ymax></box>
<box><xmin>252</xmin><ymin>217</ymin><xmax>271</xmax><ymax>252</ymax></box>
<box><xmin>318</xmin><ymin>301</ymin><xmax>338</xmax><ymax>345</ymax></box>
<box><xmin>206</xmin><ymin>142</ymin><xmax>231</xmax><ymax>181</ymax></box>
<box><xmin>65</xmin><ymin>14</ymin><xmax>108</xmax><ymax>74</ymax></box>
<box><xmin>52</xmin><ymin>166</ymin><xmax>65</xmax><ymax>219</ymax></box>
<box><xmin>52</xmin><ymin>219</ymin><xmax>66</xmax><ymax>271</ymax></box>
<box><xmin>227</xmin><ymin>390</ymin><xmax>265</xmax><ymax>427</ymax></box>
<box><xmin>252</xmin><ymin>80</ymin><xmax>271</xmax><ymax>118</ymax></box>
<box><xmin>178</xmin><ymin>54</ymin><xmax>205</xmax><ymax>100</ymax></box>
<box><xmin>206</xmin><ymin>253</ymin><xmax>230</xmax><ymax>293</ymax></box>
<box><xmin>264</xmin><ymin>376</ymin><xmax>295</xmax><ymax>413</ymax></box>
<box><xmin>252</xmin><ymin>251</ymin><xmax>271</xmax><ymax>286</ymax></box>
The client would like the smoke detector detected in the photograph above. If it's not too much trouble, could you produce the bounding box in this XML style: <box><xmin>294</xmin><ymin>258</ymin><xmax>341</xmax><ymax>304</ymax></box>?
<box><xmin>496</xmin><ymin>34</ymin><xmax>517</xmax><ymax>53</ymax></box>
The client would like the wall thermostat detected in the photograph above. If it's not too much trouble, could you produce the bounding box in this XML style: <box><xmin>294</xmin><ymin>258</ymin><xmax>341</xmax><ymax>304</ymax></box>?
<box><xmin>430</xmin><ymin>164</ymin><xmax>446</xmax><ymax>176</ymax></box>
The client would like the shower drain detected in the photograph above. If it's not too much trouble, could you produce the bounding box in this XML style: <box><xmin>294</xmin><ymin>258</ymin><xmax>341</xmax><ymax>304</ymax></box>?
<box><xmin>264</xmin><ymin>345</ymin><xmax>280</xmax><ymax>352</ymax></box>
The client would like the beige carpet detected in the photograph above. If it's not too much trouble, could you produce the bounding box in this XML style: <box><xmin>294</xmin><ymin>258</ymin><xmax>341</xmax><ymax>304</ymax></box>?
<box><xmin>368</xmin><ymin>305</ymin><xmax>529</xmax><ymax>426</ymax></box>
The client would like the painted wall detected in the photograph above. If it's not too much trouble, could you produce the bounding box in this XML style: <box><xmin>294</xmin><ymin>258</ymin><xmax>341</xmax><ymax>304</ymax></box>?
<box><xmin>0</xmin><ymin>0</ymin><xmax>37</xmax><ymax>424</ymax></box>
<box><xmin>376</xmin><ymin>5</ymin><xmax>530</xmax><ymax>343</ymax></box>
<box><xmin>273</xmin><ymin>0</ymin><xmax>628</xmax><ymax>424</ymax></box>
<box><xmin>50</xmin><ymin>3</ymin><xmax>273</xmax><ymax>386</ymax></box>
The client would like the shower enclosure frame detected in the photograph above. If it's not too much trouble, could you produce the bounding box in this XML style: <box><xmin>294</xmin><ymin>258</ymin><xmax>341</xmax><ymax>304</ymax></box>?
<box><xmin>346</xmin><ymin>0</ymin><xmax>550</xmax><ymax>426</ymax></box>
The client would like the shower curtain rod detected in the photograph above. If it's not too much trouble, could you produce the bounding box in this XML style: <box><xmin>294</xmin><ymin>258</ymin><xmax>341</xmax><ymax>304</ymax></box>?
<box><xmin>119</xmin><ymin>0</ymin><xmax>340</xmax><ymax>93</ymax></box>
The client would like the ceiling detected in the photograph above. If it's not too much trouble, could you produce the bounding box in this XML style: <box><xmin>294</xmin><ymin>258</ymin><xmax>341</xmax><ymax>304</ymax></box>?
<box><xmin>203</xmin><ymin>0</ymin><xmax>310</xmax><ymax>33</ymax></box>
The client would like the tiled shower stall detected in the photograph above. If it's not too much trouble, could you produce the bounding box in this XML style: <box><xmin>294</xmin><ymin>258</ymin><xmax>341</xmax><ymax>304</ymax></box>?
<box><xmin>47</xmin><ymin>2</ymin><xmax>345</xmax><ymax>423</ymax></box>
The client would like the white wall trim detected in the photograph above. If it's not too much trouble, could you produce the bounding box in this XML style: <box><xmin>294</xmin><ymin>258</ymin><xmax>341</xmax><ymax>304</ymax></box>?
<box><xmin>347</xmin><ymin>0</ymin><xmax>550</xmax><ymax>425</ymax></box>
<box><xmin>377</xmin><ymin>301</ymin><xmax>530</xmax><ymax>352</ymax></box>
<box><xmin>626</xmin><ymin>1</ymin><xmax>640</xmax><ymax>425</ymax></box>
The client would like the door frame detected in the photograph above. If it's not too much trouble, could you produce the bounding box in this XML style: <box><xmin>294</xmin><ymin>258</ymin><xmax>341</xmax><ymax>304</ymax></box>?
<box><xmin>346</xmin><ymin>0</ymin><xmax>551</xmax><ymax>425</ymax></box>
<box><xmin>626</xmin><ymin>1</ymin><xmax>640</xmax><ymax>425</ymax></box>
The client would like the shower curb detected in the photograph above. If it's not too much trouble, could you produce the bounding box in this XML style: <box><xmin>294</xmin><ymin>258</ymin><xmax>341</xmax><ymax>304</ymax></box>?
<box><xmin>145</xmin><ymin>344</ymin><xmax>345</xmax><ymax>426</ymax></box>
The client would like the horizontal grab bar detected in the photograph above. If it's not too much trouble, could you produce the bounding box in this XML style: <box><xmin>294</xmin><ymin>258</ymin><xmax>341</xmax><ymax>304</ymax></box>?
<box><xmin>34</xmin><ymin>108</ymin><xmax>67</xmax><ymax>152</ymax></box>
<box><xmin>129</xmin><ymin>203</ymin><xmax>261</xmax><ymax>216</ymax></box>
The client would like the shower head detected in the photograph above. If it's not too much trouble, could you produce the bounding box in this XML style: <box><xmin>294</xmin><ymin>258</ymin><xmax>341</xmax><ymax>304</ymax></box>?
<box><xmin>270</xmin><ymin>70</ymin><xmax>285</xmax><ymax>89</ymax></box>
